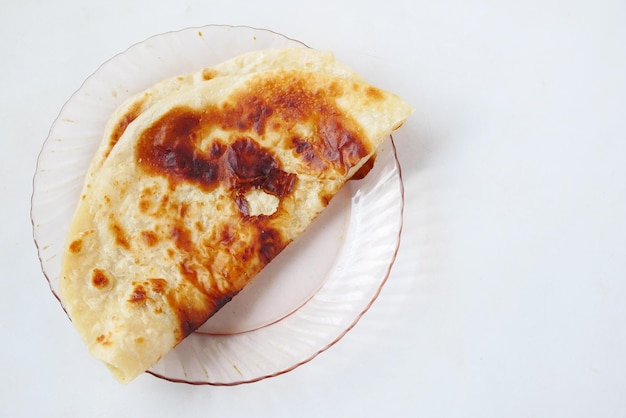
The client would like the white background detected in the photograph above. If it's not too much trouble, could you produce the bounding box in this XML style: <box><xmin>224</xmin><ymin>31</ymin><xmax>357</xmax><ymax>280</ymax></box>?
<box><xmin>2</xmin><ymin>1</ymin><xmax>626</xmax><ymax>417</ymax></box>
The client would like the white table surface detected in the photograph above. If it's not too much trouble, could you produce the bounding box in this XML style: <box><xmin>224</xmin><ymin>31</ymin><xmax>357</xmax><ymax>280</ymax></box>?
<box><xmin>3</xmin><ymin>1</ymin><xmax>626</xmax><ymax>417</ymax></box>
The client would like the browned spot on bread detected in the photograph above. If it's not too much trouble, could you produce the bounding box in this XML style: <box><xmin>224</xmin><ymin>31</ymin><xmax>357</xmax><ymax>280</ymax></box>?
<box><xmin>96</xmin><ymin>332</ymin><xmax>113</xmax><ymax>346</ymax></box>
<box><xmin>128</xmin><ymin>284</ymin><xmax>147</xmax><ymax>304</ymax></box>
<box><xmin>179</xmin><ymin>202</ymin><xmax>189</xmax><ymax>218</ymax></box>
<box><xmin>291</xmin><ymin>136</ymin><xmax>327</xmax><ymax>171</ymax></box>
<box><xmin>138</xmin><ymin>185</ymin><xmax>157</xmax><ymax>213</ymax></box>
<box><xmin>256</xmin><ymin>226</ymin><xmax>283</xmax><ymax>265</ymax></box>
<box><xmin>148</xmin><ymin>278</ymin><xmax>167</xmax><ymax>294</ymax></box>
<box><xmin>202</xmin><ymin>68</ymin><xmax>218</xmax><ymax>81</ymax></box>
<box><xmin>141</xmin><ymin>230</ymin><xmax>158</xmax><ymax>247</ymax></box>
<box><xmin>219</xmin><ymin>224</ymin><xmax>233</xmax><ymax>245</ymax></box>
<box><xmin>171</xmin><ymin>225</ymin><xmax>193</xmax><ymax>253</ymax></box>
<box><xmin>320</xmin><ymin>193</ymin><xmax>333</xmax><ymax>206</ymax></box>
<box><xmin>109</xmin><ymin>222</ymin><xmax>130</xmax><ymax>250</ymax></box>
<box><xmin>138</xmin><ymin>199</ymin><xmax>151</xmax><ymax>213</ymax></box>
<box><xmin>92</xmin><ymin>268</ymin><xmax>110</xmax><ymax>289</ymax></box>
<box><xmin>69</xmin><ymin>239</ymin><xmax>82</xmax><ymax>253</ymax></box>
<box><xmin>235</xmin><ymin>193</ymin><xmax>249</xmax><ymax>216</ymax></box>
<box><xmin>365</xmin><ymin>86</ymin><xmax>384</xmax><ymax>101</ymax></box>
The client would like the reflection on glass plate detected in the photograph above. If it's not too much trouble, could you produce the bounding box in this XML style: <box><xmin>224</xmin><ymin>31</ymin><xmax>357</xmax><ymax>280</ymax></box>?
<box><xmin>31</xmin><ymin>25</ymin><xmax>404</xmax><ymax>385</ymax></box>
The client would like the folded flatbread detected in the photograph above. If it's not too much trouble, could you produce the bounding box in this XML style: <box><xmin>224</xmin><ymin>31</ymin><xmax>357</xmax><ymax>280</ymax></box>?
<box><xmin>60</xmin><ymin>49</ymin><xmax>413</xmax><ymax>384</ymax></box>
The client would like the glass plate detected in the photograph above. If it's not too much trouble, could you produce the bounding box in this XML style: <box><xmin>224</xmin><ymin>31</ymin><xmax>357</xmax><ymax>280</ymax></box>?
<box><xmin>31</xmin><ymin>25</ymin><xmax>404</xmax><ymax>385</ymax></box>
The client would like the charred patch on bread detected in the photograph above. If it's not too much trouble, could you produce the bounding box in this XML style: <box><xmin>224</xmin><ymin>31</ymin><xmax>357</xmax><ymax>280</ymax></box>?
<box><xmin>225</xmin><ymin>137</ymin><xmax>296</xmax><ymax>197</ymax></box>
<box><xmin>256</xmin><ymin>226</ymin><xmax>284</xmax><ymax>264</ymax></box>
<box><xmin>136</xmin><ymin>71</ymin><xmax>369</xmax><ymax>188</ymax></box>
<box><xmin>137</xmin><ymin>118</ymin><xmax>296</xmax><ymax>201</ymax></box>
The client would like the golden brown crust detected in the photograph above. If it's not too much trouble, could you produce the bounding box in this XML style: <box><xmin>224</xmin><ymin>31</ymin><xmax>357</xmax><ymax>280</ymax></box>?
<box><xmin>87</xmin><ymin>48</ymin><xmax>364</xmax><ymax>182</ymax></box>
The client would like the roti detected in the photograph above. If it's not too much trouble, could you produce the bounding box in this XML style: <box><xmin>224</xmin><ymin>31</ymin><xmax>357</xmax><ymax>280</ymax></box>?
<box><xmin>60</xmin><ymin>51</ymin><xmax>413</xmax><ymax>384</ymax></box>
